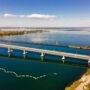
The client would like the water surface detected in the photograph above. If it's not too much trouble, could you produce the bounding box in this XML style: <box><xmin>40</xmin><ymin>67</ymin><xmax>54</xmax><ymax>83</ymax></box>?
<box><xmin>0</xmin><ymin>30</ymin><xmax>90</xmax><ymax>90</ymax></box>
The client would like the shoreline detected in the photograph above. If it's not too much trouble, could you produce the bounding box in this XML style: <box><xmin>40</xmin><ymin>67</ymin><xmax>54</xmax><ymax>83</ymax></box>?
<box><xmin>0</xmin><ymin>30</ymin><xmax>48</xmax><ymax>36</ymax></box>
<box><xmin>0</xmin><ymin>39</ymin><xmax>90</xmax><ymax>50</ymax></box>
<box><xmin>69</xmin><ymin>45</ymin><xmax>90</xmax><ymax>50</ymax></box>
<box><xmin>65</xmin><ymin>68</ymin><xmax>90</xmax><ymax>90</ymax></box>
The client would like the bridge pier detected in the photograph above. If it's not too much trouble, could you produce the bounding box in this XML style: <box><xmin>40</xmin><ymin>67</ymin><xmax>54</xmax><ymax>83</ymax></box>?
<box><xmin>88</xmin><ymin>59</ymin><xmax>90</xmax><ymax>66</ymax></box>
<box><xmin>23</xmin><ymin>50</ymin><xmax>27</xmax><ymax>59</ymax></box>
<box><xmin>0</xmin><ymin>44</ymin><xmax>89</xmax><ymax>63</ymax></box>
<box><xmin>62</xmin><ymin>56</ymin><xmax>65</xmax><ymax>63</ymax></box>
<box><xmin>41</xmin><ymin>53</ymin><xmax>44</xmax><ymax>61</ymax></box>
<box><xmin>8</xmin><ymin>48</ymin><xmax>13</xmax><ymax>57</ymax></box>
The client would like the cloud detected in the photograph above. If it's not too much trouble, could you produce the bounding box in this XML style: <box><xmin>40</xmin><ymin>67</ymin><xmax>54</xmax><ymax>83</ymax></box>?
<box><xmin>3</xmin><ymin>13</ymin><xmax>56</xmax><ymax>19</ymax></box>
<box><xmin>20</xmin><ymin>14</ymin><xmax>56</xmax><ymax>19</ymax></box>
<box><xmin>3</xmin><ymin>13</ymin><xmax>16</xmax><ymax>17</ymax></box>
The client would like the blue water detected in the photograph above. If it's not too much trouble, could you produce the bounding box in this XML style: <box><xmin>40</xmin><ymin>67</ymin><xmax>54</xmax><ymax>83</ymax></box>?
<box><xmin>0</xmin><ymin>30</ymin><xmax>90</xmax><ymax>90</ymax></box>
<box><xmin>0</xmin><ymin>30</ymin><xmax>90</xmax><ymax>45</ymax></box>
<box><xmin>0</xmin><ymin>57</ymin><xmax>86</xmax><ymax>90</ymax></box>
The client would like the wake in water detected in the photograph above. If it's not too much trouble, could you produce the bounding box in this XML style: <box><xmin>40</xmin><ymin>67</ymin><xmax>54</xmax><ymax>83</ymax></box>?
<box><xmin>0</xmin><ymin>67</ymin><xmax>58</xmax><ymax>80</ymax></box>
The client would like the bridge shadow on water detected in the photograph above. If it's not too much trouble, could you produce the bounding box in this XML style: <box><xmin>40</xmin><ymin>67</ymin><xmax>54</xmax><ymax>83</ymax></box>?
<box><xmin>0</xmin><ymin>48</ymin><xmax>88</xmax><ymax>90</ymax></box>
<box><xmin>0</xmin><ymin>47</ymin><xmax>88</xmax><ymax>67</ymax></box>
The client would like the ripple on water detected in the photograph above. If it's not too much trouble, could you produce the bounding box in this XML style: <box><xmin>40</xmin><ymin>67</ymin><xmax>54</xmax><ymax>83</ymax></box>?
<box><xmin>0</xmin><ymin>67</ymin><xmax>58</xmax><ymax>80</ymax></box>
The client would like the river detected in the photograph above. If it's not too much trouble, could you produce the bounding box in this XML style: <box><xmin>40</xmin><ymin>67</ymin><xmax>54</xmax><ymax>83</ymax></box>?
<box><xmin>0</xmin><ymin>29</ymin><xmax>90</xmax><ymax>90</ymax></box>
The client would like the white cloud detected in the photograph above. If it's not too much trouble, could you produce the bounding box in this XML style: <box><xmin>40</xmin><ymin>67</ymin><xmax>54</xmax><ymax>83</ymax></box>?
<box><xmin>22</xmin><ymin>14</ymin><xmax>56</xmax><ymax>19</ymax></box>
<box><xmin>3</xmin><ymin>13</ymin><xmax>56</xmax><ymax>19</ymax></box>
<box><xmin>3</xmin><ymin>13</ymin><xmax>16</xmax><ymax>17</ymax></box>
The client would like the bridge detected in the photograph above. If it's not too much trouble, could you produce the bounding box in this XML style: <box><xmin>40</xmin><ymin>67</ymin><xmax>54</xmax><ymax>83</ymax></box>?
<box><xmin>0</xmin><ymin>44</ymin><xmax>90</xmax><ymax>64</ymax></box>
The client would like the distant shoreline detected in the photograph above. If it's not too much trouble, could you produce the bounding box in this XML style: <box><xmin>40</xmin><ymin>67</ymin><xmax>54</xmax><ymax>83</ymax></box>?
<box><xmin>0</xmin><ymin>30</ymin><xmax>48</xmax><ymax>36</ymax></box>
<box><xmin>0</xmin><ymin>27</ymin><xmax>90</xmax><ymax>32</ymax></box>
<box><xmin>69</xmin><ymin>45</ymin><xmax>90</xmax><ymax>50</ymax></box>
<box><xmin>0</xmin><ymin>39</ymin><xmax>90</xmax><ymax>50</ymax></box>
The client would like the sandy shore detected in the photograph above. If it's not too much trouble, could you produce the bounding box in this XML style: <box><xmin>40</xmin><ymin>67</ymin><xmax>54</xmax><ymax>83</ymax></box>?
<box><xmin>75</xmin><ymin>74</ymin><xmax>90</xmax><ymax>90</ymax></box>
<box><xmin>65</xmin><ymin>69</ymin><xmax>90</xmax><ymax>90</ymax></box>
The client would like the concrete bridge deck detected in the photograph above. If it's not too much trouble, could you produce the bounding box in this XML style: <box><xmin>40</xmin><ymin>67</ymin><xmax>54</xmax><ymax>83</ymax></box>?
<box><xmin>0</xmin><ymin>44</ymin><xmax>90</xmax><ymax>61</ymax></box>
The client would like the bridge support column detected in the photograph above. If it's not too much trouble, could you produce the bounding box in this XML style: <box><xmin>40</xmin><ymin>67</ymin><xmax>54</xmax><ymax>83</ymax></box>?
<box><xmin>88</xmin><ymin>59</ymin><xmax>90</xmax><ymax>66</ymax></box>
<box><xmin>8</xmin><ymin>48</ymin><xmax>13</xmax><ymax>57</ymax></box>
<box><xmin>41</xmin><ymin>53</ymin><xmax>44</xmax><ymax>61</ymax></box>
<box><xmin>23</xmin><ymin>50</ymin><xmax>27</xmax><ymax>59</ymax></box>
<box><xmin>62</xmin><ymin>56</ymin><xmax>65</xmax><ymax>63</ymax></box>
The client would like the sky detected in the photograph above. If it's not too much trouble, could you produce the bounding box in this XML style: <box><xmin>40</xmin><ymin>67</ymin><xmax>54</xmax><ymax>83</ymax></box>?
<box><xmin>0</xmin><ymin>0</ymin><xmax>90</xmax><ymax>27</ymax></box>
